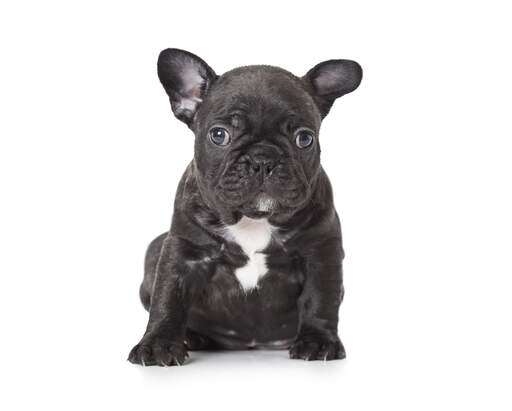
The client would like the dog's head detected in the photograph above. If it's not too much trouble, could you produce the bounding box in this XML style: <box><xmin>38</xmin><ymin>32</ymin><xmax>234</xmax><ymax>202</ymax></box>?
<box><xmin>157</xmin><ymin>49</ymin><xmax>362</xmax><ymax>221</ymax></box>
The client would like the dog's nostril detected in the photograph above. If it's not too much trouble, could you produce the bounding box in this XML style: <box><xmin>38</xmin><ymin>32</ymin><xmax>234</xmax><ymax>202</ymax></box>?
<box><xmin>252</xmin><ymin>160</ymin><xmax>275</xmax><ymax>175</ymax></box>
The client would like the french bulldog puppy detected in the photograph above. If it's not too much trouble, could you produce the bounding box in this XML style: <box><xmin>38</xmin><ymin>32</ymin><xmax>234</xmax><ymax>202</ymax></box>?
<box><xmin>128</xmin><ymin>49</ymin><xmax>362</xmax><ymax>366</ymax></box>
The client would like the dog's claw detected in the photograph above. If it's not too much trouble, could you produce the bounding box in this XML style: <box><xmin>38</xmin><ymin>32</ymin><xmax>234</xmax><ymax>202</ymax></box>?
<box><xmin>128</xmin><ymin>341</ymin><xmax>188</xmax><ymax>367</ymax></box>
<box><xmin>289</xmin><ymin>336</ymin><xmax>345</xmax><ymax>361</ymax></box>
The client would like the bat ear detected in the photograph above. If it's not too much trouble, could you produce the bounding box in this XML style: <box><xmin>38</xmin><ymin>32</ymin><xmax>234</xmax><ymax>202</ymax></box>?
<box><xmin>157</xmin><ymin>48</ymin><xmax>217</xmax><ymax>126</ymax></box>
<box><xmin>303</xmin><ymin>59</ymin><xmax>362</xmax><ymax>117</ymax></box>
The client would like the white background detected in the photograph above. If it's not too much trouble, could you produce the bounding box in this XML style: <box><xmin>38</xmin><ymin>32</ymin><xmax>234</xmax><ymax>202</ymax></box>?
<box><xmin>1</xmin><ymin>1</ymin><xmax>511</xmax><ymax>409</ymax></box>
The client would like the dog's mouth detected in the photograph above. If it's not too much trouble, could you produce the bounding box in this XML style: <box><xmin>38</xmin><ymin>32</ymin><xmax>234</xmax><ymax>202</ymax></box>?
<box><xmin>213</xmin><ymin>153</ymin><xmax>312</xmax><ymax>218</ymax></box>
<box><xmin>241</xmin><ymin>192</ymin><xmax>277</xmax><ymax>218</ymax></box>
<box><xmin>254</xmin><ymin>192</ymin><xmax>275</xmax><ymax>212</ymax></box>
<box><xmin>219</xmin><ymin>191</ymin><xmax>272</xmax><ymax>219</ymax></box>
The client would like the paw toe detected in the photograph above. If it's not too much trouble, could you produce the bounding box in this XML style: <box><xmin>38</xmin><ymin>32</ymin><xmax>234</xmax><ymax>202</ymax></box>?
<box><xmin>289</xmin><ymin>337</ymin><xmax>345</xmax><ymax>361</ymax></box>
<box><xmin>128</xmin><ymin>342</ymin><xmax>188</xmax><ymax>367</ymax></box>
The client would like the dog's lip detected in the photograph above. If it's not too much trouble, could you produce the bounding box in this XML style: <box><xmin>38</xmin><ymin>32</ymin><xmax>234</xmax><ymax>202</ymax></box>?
<box><xmin>255</xmin><ymin>192</ymin><xmax>275</xmax><ymax>210</ymax></box>
<box><xmin>243</xmin><ymin>210</ymin><xmax>271</xmax><ymax>219</ymax></box>
<box><xmin>239</xmin><ymin>192</ymin><xmax>277</xmax><ymax>219</ymax></box>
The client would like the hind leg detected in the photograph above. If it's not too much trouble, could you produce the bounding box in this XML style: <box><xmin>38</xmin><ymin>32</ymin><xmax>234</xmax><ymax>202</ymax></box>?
<box><xmin>139</xmin><ymin>232</ymin><xmax>168</xmax><ymax>311</ymax></box>
<box><xmin>184</xmin><ymin>329</ymin><xmax>218</xmax><ymax>350</ymax></box>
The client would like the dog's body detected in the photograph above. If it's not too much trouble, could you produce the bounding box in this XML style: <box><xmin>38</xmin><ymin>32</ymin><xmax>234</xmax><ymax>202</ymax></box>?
<box><xmin>129</xmin><ymin>50</ymin><xmax>362</xmax><ymax>366</ymax></box>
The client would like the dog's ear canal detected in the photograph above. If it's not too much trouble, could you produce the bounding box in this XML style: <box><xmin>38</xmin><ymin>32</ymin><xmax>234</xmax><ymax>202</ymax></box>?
<box><xmin>157</xmin><ymin>48</ymin><xmax>217</xmax><ymax>127</ymax></box>
<box><xmin>303</xmin><ymin>59</ymin><xmax>363</xmax><ymax>118</ymax></box>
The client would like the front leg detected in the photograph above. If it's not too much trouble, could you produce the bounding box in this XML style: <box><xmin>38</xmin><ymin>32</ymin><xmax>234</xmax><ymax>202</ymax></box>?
<box><xmin>290</xmin><ymin>237</ymin><xmax>345</xmax><ymax>361</ymax></box>
<box><xmin>128</xmin><ymin>236</ymin><xmax>209</xmax><ymax>366</ymax></box>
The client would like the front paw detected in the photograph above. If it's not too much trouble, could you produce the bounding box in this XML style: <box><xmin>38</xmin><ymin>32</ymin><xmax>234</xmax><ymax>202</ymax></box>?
<box><xmin>289</xmin><ymin>335</ymin><xmax>345</xmax><ymax>361</ymax></box>
<box><xmin>128</xmin><ymin>338</ymin><xmax>188</xmax><ymax>367</ymax></box>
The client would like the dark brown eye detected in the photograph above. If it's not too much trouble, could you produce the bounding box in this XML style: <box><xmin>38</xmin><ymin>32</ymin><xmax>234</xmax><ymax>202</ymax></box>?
<box><xmin>295</xmin><ymin>130</ymin><xmax>314</xmax><ymax>149</ymax></box>
<box><xmin>209</xmin><ymin>127</ymin><xmax>231</xmax><ymax>146</ymax></box>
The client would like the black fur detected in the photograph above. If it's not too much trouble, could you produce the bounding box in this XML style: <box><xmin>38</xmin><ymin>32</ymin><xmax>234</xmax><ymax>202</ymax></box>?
<box><xmin>128</xmin><ymin>49</ymin><xmax>362</xmax><ymax>366</ymax></box>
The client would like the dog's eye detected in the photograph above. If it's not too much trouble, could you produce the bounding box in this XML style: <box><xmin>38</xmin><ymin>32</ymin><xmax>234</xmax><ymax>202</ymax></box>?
<box><xmin>209</xmin><ymin>127</ymin><xmax>231</xmax><ymax>146</ymax></box>
<box><xmin>295</xmin><ymin>130</ymin><xmax>314</xmax><ymax>149</ymax></box>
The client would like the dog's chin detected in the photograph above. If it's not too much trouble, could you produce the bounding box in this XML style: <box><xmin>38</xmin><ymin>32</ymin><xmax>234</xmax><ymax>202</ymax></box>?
<box><xmin>243</xmin><ymin>210</ymin><xmax>272</xmax><ymax>219</ymax></box>
<box><xmin>236</xmin><ymin>193</ymin><xmax>275</xmax><ymax>219</ymax></box>
<box><xmin>240</xmin><ymin>192</ymin><xmax>306</xmax><ymax>220</ymax></box>
<box><xmin>215</xmin><ymin>186</ymin><xmax>310</xmax><ymax>220</ymax></box>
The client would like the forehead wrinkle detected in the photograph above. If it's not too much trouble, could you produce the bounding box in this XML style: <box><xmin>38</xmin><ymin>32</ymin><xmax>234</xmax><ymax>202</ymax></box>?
<box><xmin>197</xmin><ymin>66</ymin><xmax>321</xmax><ymax>132</ymax></box>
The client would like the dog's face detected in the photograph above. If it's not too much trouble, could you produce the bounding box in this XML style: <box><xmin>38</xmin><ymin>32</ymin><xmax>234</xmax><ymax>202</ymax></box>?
<box><xmin>157</xmin><ymin>49</ymin><xmax>362</xmax><ymax>221</ymax></box>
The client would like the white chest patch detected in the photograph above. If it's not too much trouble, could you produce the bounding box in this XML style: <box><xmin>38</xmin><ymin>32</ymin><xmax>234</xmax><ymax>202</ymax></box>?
<box><xmin>225</xmin><ymin>216</ymin><xmax>273</xmax><ymax>291</ymax></box>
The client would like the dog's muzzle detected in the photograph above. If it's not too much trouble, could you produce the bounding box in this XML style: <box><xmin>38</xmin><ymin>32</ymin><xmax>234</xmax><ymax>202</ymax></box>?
<box><xmin>215</xmin><ymin>142</ymin><xmax>309</xmax><ymax>214</ymax></box>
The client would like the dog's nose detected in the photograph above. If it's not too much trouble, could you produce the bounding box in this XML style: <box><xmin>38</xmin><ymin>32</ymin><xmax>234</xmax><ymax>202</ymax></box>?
<box><xmin>247</xmin><ymin>143</ymin><xmax>281</xmax><ymax>178</ymax></box>
<box><xmin>251</xmin><ymin>157</ymin><xmax>276</xmax><ymax>176</ymax></box>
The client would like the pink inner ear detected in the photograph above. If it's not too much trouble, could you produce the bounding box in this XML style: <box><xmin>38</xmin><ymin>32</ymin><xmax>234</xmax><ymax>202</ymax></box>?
<box><xmin>177</xmin><ymin>66</ymin><xmax>205</xmax><ymax>113</ymax></box>
<box><xmin>314</xmin><ymin>70</ymin><xmax>346</xmax><ymax>95</ymax></box>
<box><xmin>181</xmin><ymin>67</ymin><xmax>205</xmax><ymax>97</ymax></box>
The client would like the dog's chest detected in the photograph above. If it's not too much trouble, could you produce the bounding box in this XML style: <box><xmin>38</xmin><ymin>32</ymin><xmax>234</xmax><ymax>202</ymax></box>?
<box><xmin>225</xmin><ymin>217</ymin><xmax>273</xmax><ymax>291</ymax></box>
